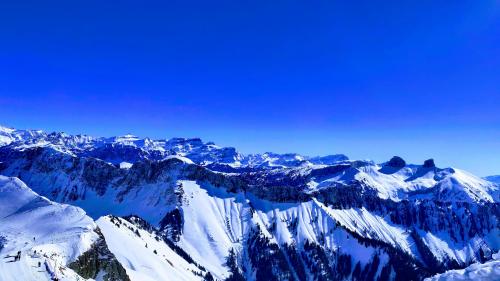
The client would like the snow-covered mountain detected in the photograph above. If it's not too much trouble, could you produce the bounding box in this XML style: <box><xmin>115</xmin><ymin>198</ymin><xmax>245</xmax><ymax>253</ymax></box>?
<box><xmin>0</xmin><ymin>176</ymin><xmax>214</xmax><ymax>281</ymax></box>
<box><xmin>96</xmin><ymin>215</ymin><xmax>212</xmax><ymax>281</ymax></box>
<box><xmin>0</xmin><ymin>125</ymin><xmax>347</xmax><ymax>169</ymax></box>
<box><xmin>0</xmin><ymin>125</ymin><xmax>499</xmax><ymax>281</ymax></box>
<box><xmin>0</xmin><ymin>175</ymin><xmax>127</xmax><ymax>281</ymax></box>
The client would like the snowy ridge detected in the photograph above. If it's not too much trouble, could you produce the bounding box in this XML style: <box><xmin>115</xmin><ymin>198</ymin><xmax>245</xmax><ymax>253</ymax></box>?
<box><xmin>174</xmin><ymin>180</ymin><xmax>395</xmax><ymax>280</ymax></box>
<box><xmin>169</xmin><ymin>181</ymin><xmax>498</xmax><ymax>280</ymax></box>
<box><xmin>174</xmin><ymin>180</ymin><xmax>247</xmax><ymax>279</ymax></box>
<box><xmin>97</xmin><ymin>215</ymin><xmax>208</xmax><ymax>281</ymax></box>
<box><xmin>305</xmin><ymin>161</ymin><xmax>498</xmax><ymax>203</ymax></box>
<box><xmin>0</xmin><ymin>175</ymin><xmax>99</xmax><ymax>281</ymax></box>
<box><xmin>0</xmin><ymin>125</ymin><xmax>348</xmax><ymax>168</ymax></box>
<box><xmin>314</xmin><ymin>202</ymin><xmax>413</xmax><ymax>253</ymax></box>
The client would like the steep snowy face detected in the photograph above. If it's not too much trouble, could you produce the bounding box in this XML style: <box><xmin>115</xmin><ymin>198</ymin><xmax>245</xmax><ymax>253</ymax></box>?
<box><xmin>158</xmin><ymin>180</ymin><xmax>498</xmax><ymax>281</ymax></box>
<box><xmin>157</xmin><ymin>180</ymin><xmax>385</xmax><ymax>280</ymax></box>
<box><xmin>97</xmin><ymin>215</ymin><xmax>211</xmax><ymax>281</ymax></box>
<box><xmin>0</xmin><ymin>176</ymin><xmax>99</xmax><ymax>281</ymax></box>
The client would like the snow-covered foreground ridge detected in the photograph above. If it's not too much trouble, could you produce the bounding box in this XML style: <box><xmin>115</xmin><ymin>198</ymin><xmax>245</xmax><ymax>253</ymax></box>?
<box><xmin>0</xmin><ymin>175</ymin><xmax>110</xmax><ymax>281</ymax></box>
<box><xmin>0</xmin><ymin>176</ymin><xmax>210</xmax><ymax>281</ymax></box>
<box><xmin>0</xmin><ymin>125</ymin><xmax>499</xmax><ymax>281</ymax></box>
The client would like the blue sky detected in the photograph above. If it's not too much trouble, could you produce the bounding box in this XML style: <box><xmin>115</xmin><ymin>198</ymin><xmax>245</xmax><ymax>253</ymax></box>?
<box><xmin>0</xmin><ymin>1</ymin><xmax>499</xmax><ymax>176</ymax></box>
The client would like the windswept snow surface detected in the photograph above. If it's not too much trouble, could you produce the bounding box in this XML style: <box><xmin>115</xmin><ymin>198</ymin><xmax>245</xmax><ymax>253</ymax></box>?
<box><xmin>97</xmin><ymin>216</ymin><xmax>204</xmax><ymax>281</ymax></box>
<box><xmin>0</xmin><ymin>175</ymin><xmax>98</xmax><ymax>281</ymax></box>
<box><xmin>425</xmin><ymin>252</ymin><xmax>500</xmax><ymax>281</ymax></box>
<box><xmin>176</xmin><ymin>180</ymin><xmax>248</xmax><ymax>279</ymax></box>
<box><xmin>315</xmin><ymin>201</ymin><xmax>413</xmax><ymax>253</ymax></box>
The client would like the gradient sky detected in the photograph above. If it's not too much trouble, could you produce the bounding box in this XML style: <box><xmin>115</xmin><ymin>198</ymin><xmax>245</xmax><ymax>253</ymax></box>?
<box><xmin>0</xmin><ymin>1</ymin><xmax>499</xmax><ymax>176</ymax></box>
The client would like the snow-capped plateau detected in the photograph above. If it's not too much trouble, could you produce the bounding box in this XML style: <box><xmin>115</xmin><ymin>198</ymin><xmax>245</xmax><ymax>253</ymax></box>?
<box><xmin>0</xmin><ymin>125</ymin><xmax>498</xmax><ymax>281</ymax></box>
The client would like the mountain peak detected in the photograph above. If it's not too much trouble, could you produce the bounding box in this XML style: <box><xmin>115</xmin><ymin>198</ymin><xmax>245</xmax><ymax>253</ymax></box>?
<box><xmin>423</xmin><ymin>158</ymin><xmax>435</xmax><ymax>168</ymax></box>
<box><xmin>0</xmin><ymin>125</ymin><xmax>15</xmax><ymax>133</ymax></box>
<box><xmin>385</xmin><ymin>156</ymin><xmax>406</xmax><ymax>168</ymax></box>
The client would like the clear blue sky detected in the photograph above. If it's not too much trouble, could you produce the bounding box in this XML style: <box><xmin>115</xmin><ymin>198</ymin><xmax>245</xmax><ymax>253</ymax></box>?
<box><xmin>0</xmin><ymin>1</ymin><xmax>499</xmax><ymax>176</ymax></box>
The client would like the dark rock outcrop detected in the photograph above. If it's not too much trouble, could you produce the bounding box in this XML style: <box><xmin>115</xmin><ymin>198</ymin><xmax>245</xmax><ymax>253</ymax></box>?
<box><xmin>69</xmin><ymin>228</ymin><xmax>130</xmax><ymax>281</ymax></box>
<box><xmin>423</xmin><ymin>159</ymin><xmax>435</xmax><ymax>168</ymax></box>
<box><xmin>386</xmin><ymin>156</ymin><xmax>406</xmax><ymax>168</ymax></box>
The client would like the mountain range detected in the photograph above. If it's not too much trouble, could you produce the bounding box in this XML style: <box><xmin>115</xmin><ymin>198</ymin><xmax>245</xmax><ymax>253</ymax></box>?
<box><xmin>0</xmin><ymin>125</ymin><xmax>498</xmax><ymax>281</ymax></box>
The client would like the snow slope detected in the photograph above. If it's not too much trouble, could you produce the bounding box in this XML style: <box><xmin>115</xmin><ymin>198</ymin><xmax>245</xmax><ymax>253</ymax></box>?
<box><xmin>97</xmin><ymin>216</ymin><xmax>206</xmax><ymax>281</ymax></box>
<box><xmin>169</xmin><ymin>180</ymin><xmax>498</xmax><ymax>279</ymax></box>
<box><xmin>175</xmin><ymin>180</ymin><xmax>248</xmax><ymax>279</ymax></box>
<box><xmin>176</xmin><ymin>181</ymin><xmax>400</xmax><ymax>278</ymax></box>
<box><xmin>0</xmin><ymin>175</ymin><xmax>98</xmax><ymax>281</ymax></box>
<box><xmin>306</xmin><ymin>163</ymin><xmax>499</xmax><ymax>203</ymax></box>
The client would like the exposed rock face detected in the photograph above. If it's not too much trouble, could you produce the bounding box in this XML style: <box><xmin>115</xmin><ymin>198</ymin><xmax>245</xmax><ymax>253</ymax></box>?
<box><xmin>423</xmin><ymin>159</ymin><xmax>436</xmax><ymax>168</ymax></box>
<box><xmin>159</xmin><ymin>208</ymin><xmax>184</xmax><ymax>242</ymax></box>
<box><xmin>386</xmin><ymin>156</ymin><xmax>406</xmax><ymax>168</ymax></box>
<box><xmin>0</xmin><ymin>236</ymin><xmax>5</xmax><ymax>252</ymax></box>
<box><xmin>69</xmin><ymin>228</ymin><xmax>130</xmax><ymax>281</ymax></box>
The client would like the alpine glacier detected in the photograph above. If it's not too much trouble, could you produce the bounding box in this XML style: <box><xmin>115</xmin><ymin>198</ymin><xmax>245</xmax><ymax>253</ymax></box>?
<box><xmin>0</xmin><ymin>125</ymin><xmax>498</xmax><ymax>281</ymax></box>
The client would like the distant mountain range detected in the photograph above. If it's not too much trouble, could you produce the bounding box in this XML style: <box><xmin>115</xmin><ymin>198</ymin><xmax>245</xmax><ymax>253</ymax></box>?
<box><xmin>0</xmin><ymin>125</ymin><xmax>498</xmax><ymax>281</ymax></box>
<box><xmin>0</xmin><ymin>125</ymin><xmax>348</xmax><ymax>168</ymax></box>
